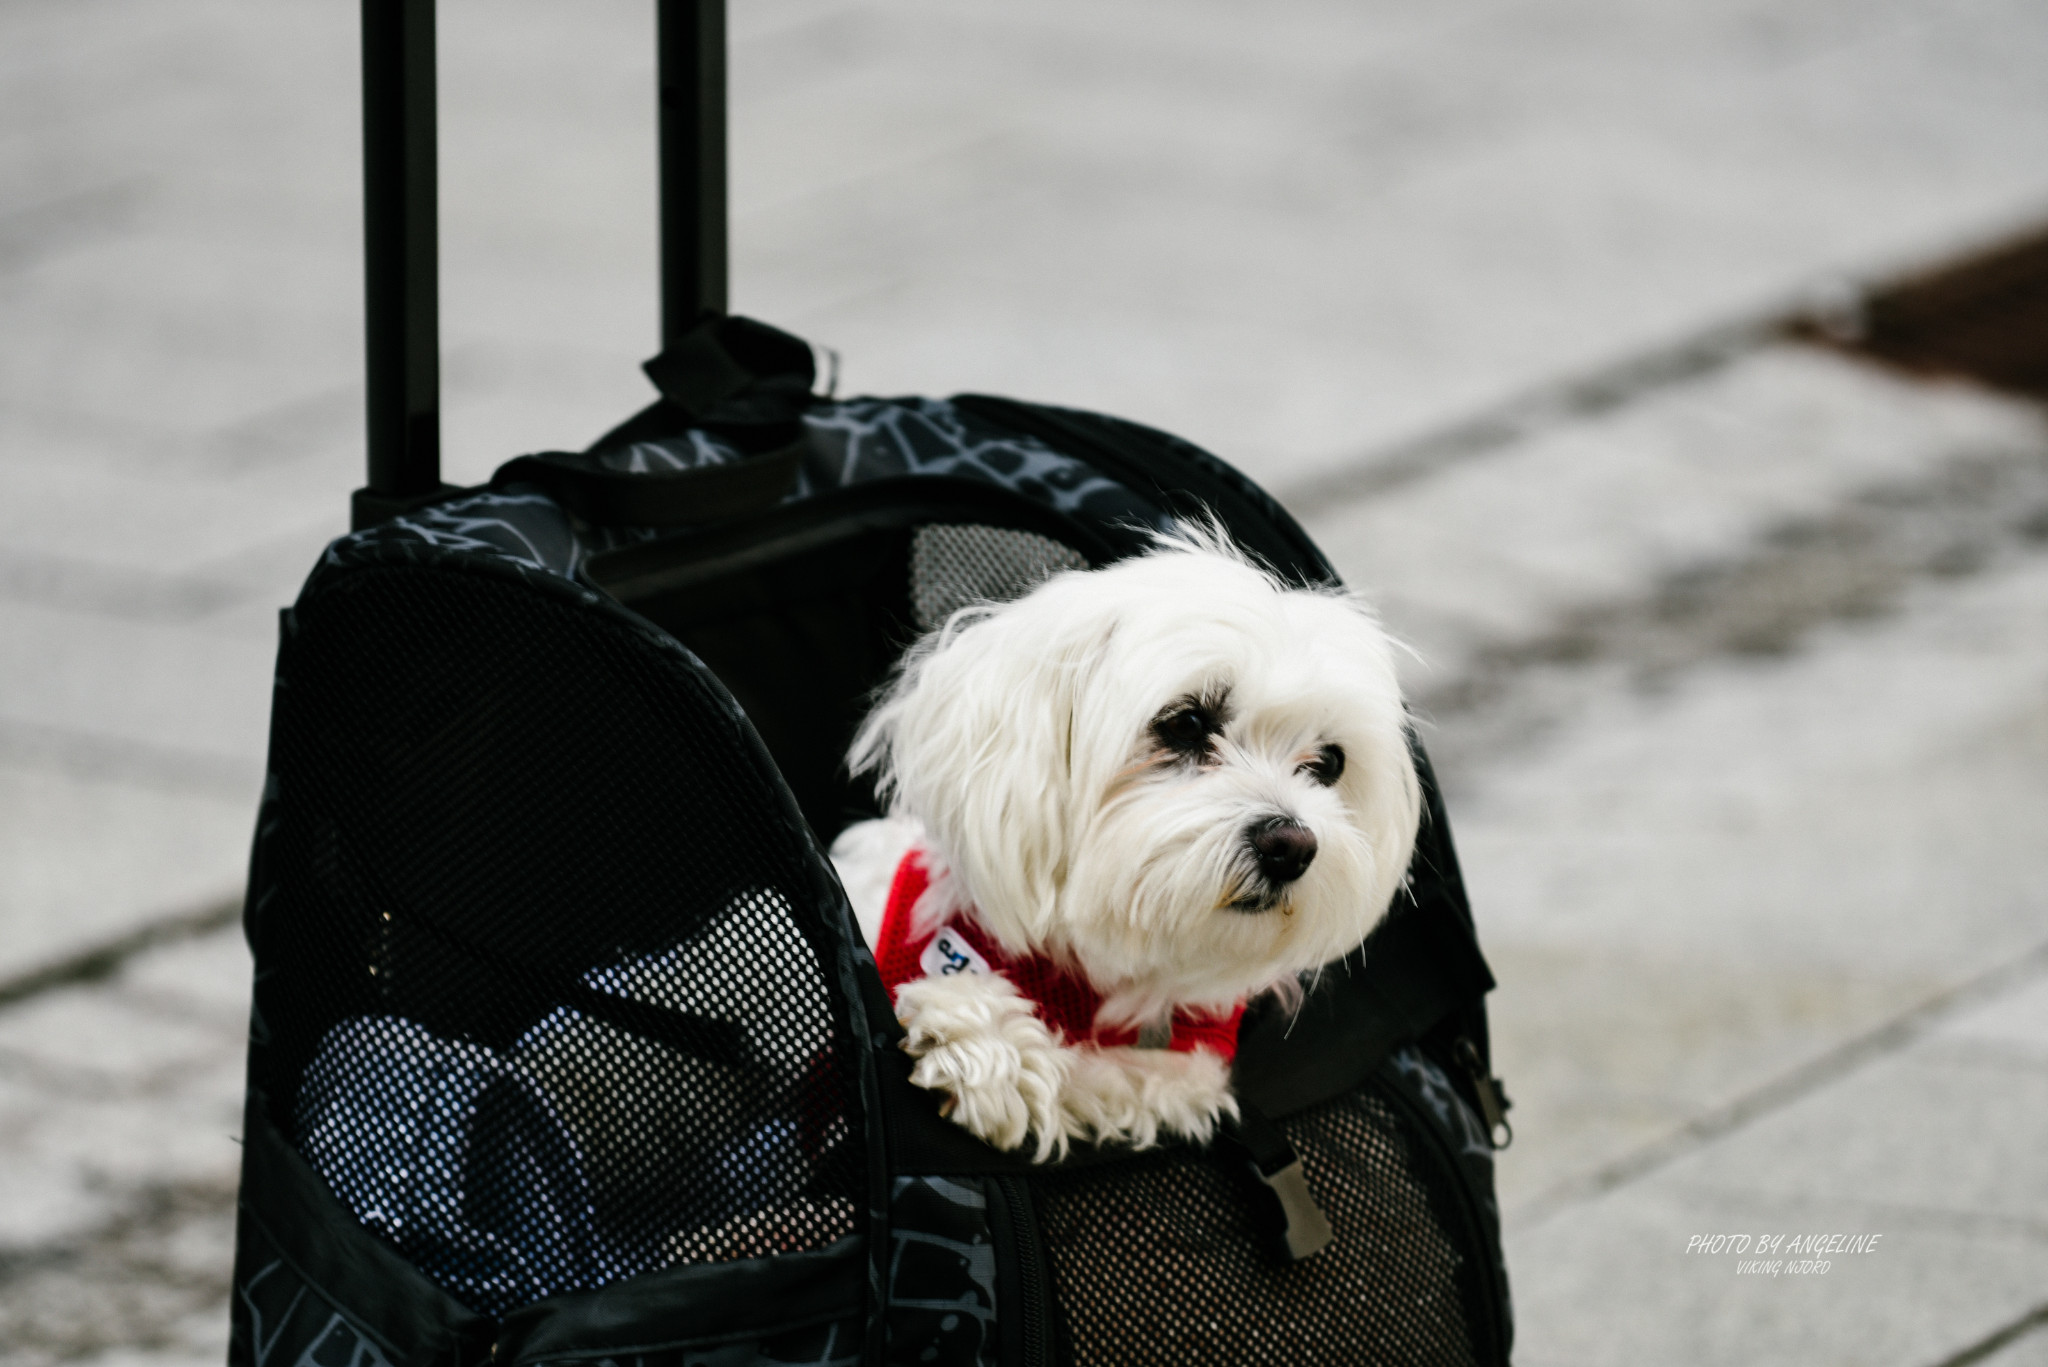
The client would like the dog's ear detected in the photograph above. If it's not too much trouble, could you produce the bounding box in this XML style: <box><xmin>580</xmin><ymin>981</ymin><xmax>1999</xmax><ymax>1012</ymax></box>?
<box><xmin>848</xmin><ymin>602</ymin><xmax>1108</xmax><ymax>946</ymax></box>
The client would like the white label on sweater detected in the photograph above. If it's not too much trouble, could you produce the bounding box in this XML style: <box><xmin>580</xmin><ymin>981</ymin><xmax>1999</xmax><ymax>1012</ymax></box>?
<box><xmin>921</xmin><ymin>927</ymin><xmax>991</xmax><ymax>979</ymax></box>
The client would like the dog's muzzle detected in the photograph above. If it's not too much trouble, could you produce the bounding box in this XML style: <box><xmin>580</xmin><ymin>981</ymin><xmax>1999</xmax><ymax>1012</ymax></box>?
<box><xmin>1249</xmin><ymin>816</ymin><xmax>1317</xmax><ymax>886</ymax></box>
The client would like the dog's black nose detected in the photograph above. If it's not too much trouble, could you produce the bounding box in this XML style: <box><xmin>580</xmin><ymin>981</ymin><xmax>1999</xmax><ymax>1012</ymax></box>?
<box><xmin>1250</xmin><ymin>817</ymin><xmax>1317</xmax><ymax>884</ymax></box>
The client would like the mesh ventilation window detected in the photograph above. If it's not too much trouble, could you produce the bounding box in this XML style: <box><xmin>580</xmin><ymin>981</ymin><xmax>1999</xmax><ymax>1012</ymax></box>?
<box><xmin>251</xmin><ymin>566</ymin><xmax>863</xmax><ymax>1319</ymax></box>
<box><xmin>1032</xmin><ymin>1086</ymin><xmax>1492</xmax><ymax>1367</ymax></box>
<box><xmin>909</xmin><ymin>524</ymin><xmax>1087</xmax><ymax>630</ymax></box>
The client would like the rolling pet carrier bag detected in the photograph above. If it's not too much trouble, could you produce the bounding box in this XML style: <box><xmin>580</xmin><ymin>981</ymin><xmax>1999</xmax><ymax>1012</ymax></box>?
<box><xmin>227</xmin><ymin>5</ymin><xmax>1514</xmax><ymax>1364</ymax></box>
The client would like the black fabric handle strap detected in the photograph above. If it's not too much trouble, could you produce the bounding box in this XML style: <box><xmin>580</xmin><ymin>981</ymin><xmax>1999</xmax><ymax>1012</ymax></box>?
<box><xmin>495</xmin><ymin>312</ymin><xmax>818</xmax><ymax>527</ymax></box>
<box><xmin>641</xmin><ymin>312</ymin><xmax>815</xmax><ymax>421</ymax></box>
<box><xmin>651</xmin><ymin>313</ymin><xmax>819</xmax><ymax>420</ymax></box>
<box><xmin>495</xmin><ymin>445</ymin><xmax>800</xmax><ymax>528</ymax></box>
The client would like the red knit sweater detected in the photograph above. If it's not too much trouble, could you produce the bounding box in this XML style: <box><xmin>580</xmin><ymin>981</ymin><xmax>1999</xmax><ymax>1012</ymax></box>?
<box><xmin>873</xmin><ymin>850</ymin><xmax>1245</xmax><ymax>1062</ymax></box>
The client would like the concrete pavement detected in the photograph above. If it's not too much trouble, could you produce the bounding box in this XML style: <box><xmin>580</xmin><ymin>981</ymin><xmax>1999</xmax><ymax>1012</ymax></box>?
<box><xmin>4</xmin><ymin>2</ymin><xmax>2047</xmax><ymax>1363</ymax></box>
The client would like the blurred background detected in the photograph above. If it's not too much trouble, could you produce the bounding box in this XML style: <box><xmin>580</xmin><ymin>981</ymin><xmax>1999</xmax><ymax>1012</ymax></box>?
<box><xmin>4</xmin><ymin>2</ymin><xmax>2047</xmax><ymax>1363</ymax></box>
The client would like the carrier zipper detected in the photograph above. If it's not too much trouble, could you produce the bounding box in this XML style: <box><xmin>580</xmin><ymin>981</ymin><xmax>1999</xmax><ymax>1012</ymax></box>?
<box><xmin>1373</xmin><ymin>1064</ymin><xmax>1512</xmax><ymax>1366</ymax></box>
<box><xmin>1453</xmin><ymin>1036</ymin><xmax>1514</xmax><ymax>1149</ymax></box>
<box><xmin>989</xmin><ymin>1175</ymin><xmax>1053</xmax><ymax>1367</ymax></box>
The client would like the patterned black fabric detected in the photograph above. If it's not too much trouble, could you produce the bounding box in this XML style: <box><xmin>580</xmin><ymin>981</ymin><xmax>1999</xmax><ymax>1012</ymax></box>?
<box><xmin>593</xmin><ymin>397</ymin><xmax>1161</xmax><ymax>523</ymax></box>
<box><xmin>342</xmin><ymin>398</ymin><xmax>1174</xmax><ymax>598</ymax></box>
<box><xmin>338</xmin><ymin>487</ymin><xmax>595</xmax><ymax>583</ymax></box>
<box><xmin>236</xmin><ymin>1251</ymin><xmax>399</xmax><ymax>1367</ymax></box>
<box><xmin>885</xmin><ymin>1177</ymin><xmax>1001</xmax><ymax>1367</ymax></box>
<box><xmin>799</xmin><ymin>399</ymin><xmax>1161</xmax><ymax>527</ymax></box>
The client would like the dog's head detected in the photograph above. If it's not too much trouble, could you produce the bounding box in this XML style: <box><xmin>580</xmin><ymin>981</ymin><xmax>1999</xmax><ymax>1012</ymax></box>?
<box><xmin>850</xmin><ymin>528</ymin><xmax>1421</xmax><ymax>1023</ymax></box>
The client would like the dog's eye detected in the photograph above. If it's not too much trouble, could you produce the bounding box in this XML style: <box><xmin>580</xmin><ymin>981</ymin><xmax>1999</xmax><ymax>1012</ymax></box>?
<box><xmin>1153</xmin><ymin>705</ymin><xmax>1216</xmax><ymax>757</ymax></box>
<box><xmin>1303</xmin><ymin>744</ymin><xmax>1346</xmax><ymax>786</ymax></box>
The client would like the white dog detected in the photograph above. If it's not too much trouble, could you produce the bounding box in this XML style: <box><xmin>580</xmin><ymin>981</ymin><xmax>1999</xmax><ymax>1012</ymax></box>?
<box><xmin>829</xmin><ymin>528</ymin><xmax>1420</xmax><ymax>1162</ymax></box>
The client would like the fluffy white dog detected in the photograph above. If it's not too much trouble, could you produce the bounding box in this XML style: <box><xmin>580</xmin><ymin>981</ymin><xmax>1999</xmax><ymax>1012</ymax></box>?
<box><xmin>829</xmin><ymin>528</ymin><xmax>1420</xmax><ymax>1161</ymax></box>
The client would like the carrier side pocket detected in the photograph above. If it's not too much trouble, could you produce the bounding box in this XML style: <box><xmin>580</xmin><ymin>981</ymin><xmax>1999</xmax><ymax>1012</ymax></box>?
<box><xmin>1375</xmin><ymin>1048</ymin><xmax>1514</xmax><ymax>1365</ymax></box>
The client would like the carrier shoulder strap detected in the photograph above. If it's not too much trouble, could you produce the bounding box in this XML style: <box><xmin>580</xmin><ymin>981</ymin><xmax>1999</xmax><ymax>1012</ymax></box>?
<box><xmin>492</xmin><ymin>447</ymin><xmax>799</xmax><ymax>527</ymax></box>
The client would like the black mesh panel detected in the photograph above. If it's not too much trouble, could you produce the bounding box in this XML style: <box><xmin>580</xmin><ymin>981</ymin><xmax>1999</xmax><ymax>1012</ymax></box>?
<box><xmin>250</xmin><ymin>564</ymin><xmax>863</xmax><ymax>1318</ymax></box>
<box><xmin>1032</xmin><ymin>1086</ymin><xmax>1492</xmax><ymax>1367</ymax></box>
<box><xmin>907</xmin><ymin>523</ymin><xmax>1088</xmax><ymax>630</ymax></box>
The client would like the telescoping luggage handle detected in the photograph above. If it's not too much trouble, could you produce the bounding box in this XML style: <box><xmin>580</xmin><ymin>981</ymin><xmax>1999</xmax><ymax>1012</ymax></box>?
<box><xmin>352</xmin><ymin>0</ymin><xmax>734</xmax><ymax>531</ymax></box>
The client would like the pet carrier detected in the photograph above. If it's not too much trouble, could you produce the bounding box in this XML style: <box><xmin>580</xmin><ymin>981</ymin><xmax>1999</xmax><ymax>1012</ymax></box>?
<box><xmin>227</xmin><ymin>5</ymin><xmax>1513</xmax><ymax>1365</ymax></box>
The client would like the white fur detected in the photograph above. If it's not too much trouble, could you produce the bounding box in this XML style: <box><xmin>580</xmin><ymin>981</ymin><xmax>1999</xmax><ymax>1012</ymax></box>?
<box><xmin>830</xmin><ymin>527</ymin><xmax>1420</xmax><ymax>1159</ymax></box>
<box><xmin>1060</xmin><ymin>1040</ymin><xmax>1239</xmax><ymax>1155</ymax></box>
<box><xmin>831</xmin><ymin>812</ymin><xmax>920</xmax><ymax>949</ymax></box>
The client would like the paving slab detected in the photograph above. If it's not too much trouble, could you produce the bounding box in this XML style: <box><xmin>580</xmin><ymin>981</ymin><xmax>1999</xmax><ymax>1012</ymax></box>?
<box><xmin>1460</xmin><ymin>543</ymin><xmax>2048</xmax><ymax>1211</ymax></box>
<box><xmin>1507</xmin><ymin>953</ymin><xmax>2048</xmax><ymax>1367</ymax></box>
<box><xmin>1981</xmin><ymin>1324</ymin><xmax>2048</xmax><ymax>1367</ymax></box>
<box><xmin>0</xmin><ymin>603</ymin><xmax>274</xmax><ymax>767</ymax></box>
<box><xmin>0</xmin><ymin>765</ymin><xmax>246</xmax><ymax>985</ymax></box>
<box><xmin>1932</xmin><ymin>975</ymin><xmax>2048</xmax><ymax>1068</ymax></box>
<box><xmin>1671</xmin><ymin>1043</ymin><xmax>2048</xmax><ymax>1231</ymax></box>
<box><xmin>1462</xmin><ymin>552</ymin><xmax>2048</xmax><ymax>974</ymax></box>
<box><xmin>0</xmin><ymin>928</ymin><xmax>245</xmax><ymax>1367</ymax></box>
<box><xmin>0</xmin><ymin>930</ymin><xmax>247</xmax><ymax>1249</ymax></box>
<box><xmin>1509</xmin><ymin>1180</ymin><xmax>2047</xmax><ymax>1367</ymax></box>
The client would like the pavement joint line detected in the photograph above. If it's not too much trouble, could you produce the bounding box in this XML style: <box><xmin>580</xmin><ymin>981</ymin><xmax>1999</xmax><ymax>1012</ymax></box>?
<box><xmin>1924</xmin><ymin>1299</ymin><xmax>2048</xmax><ymax>1367</ymax></box>
<box><xmin>1510</xmin><ymin>934</ymin><xmax>2048</xmax><ymax>1229</ymax></box>
<box><xmin>1273</xmin><ymin>312</ymin><xmax>1780</xmax><ymax>510</ymax></box>
<box><xmin>0</xmin><ymin>894</ymin><xmax>242</xmax><ymax>1014</ymax></box>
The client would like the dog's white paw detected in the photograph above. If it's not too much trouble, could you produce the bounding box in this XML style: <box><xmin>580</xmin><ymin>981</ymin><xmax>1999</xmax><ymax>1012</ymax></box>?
<box><xmin>894</xmin><ymin>973</ymin><xmax>1073</xmax><ymax>1162</ymax></box>
<box><xmin>1060</xmin><ymin>1046</ymin><xmax>1239</xmax><ymax>1151</ymax></box>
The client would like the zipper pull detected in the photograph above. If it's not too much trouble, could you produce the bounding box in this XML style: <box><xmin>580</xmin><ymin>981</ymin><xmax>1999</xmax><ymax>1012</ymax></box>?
<box><xmin>1454</xmin><ymin>1037</ymin><xmax>1514</xmax><ymax>1149</ymax></box>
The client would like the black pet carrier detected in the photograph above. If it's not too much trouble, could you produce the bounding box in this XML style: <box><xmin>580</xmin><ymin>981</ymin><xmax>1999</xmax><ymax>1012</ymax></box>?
<box><xmin>227</xmin><ymin>6</ymin><xmax>1514</xmax><ymax>1365</ymax></box>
